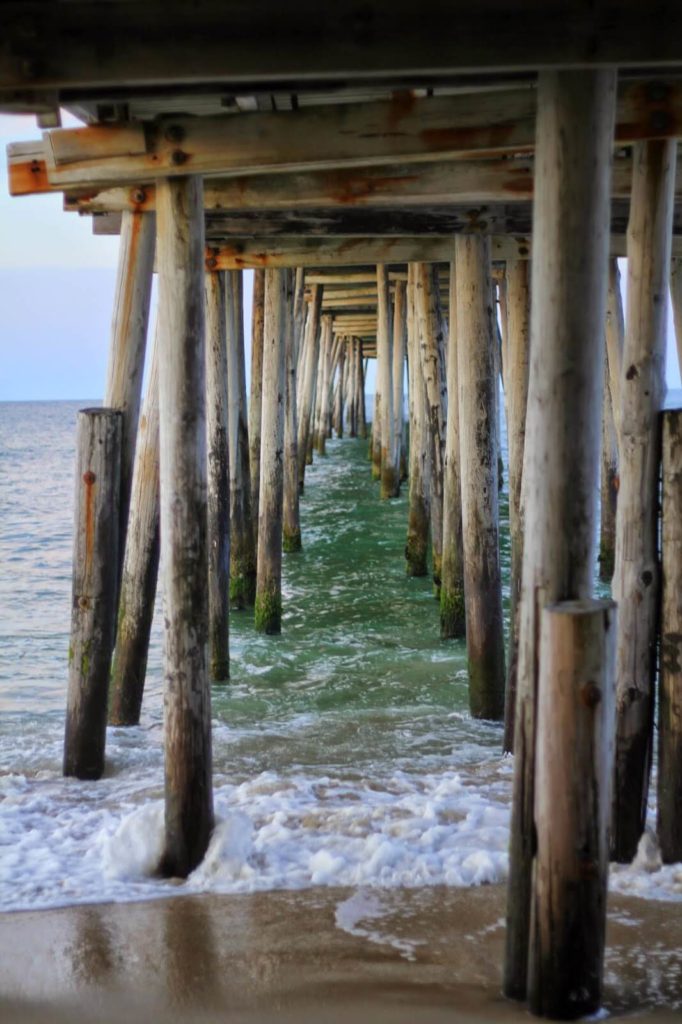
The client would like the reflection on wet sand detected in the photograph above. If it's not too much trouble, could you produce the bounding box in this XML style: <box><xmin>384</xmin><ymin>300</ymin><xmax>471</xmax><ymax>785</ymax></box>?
<box><xmin>0</xmin><ymin>886</ymin><xmax>681</xmax><ymax>1023</ymax></box>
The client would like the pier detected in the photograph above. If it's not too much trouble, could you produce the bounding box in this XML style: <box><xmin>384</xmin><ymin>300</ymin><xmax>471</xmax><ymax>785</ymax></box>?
<box><xmin>3</xmin><ymin>3</ymin><xmax>682</xmax><ymax>1018</ymax></box>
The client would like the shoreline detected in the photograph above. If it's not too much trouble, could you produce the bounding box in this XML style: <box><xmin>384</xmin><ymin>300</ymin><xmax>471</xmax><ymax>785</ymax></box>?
<box><xmin>1</xmin><ymin>884</ymin><xmax>681</xmax><ymax>1023</ymax></box>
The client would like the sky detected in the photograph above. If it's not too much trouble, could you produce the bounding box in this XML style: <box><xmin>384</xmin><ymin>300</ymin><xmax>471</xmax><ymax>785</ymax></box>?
<box><xmin>0</xmin><ymin>111</ymin><xmax>680</xmax><ymax>401</ymax></box>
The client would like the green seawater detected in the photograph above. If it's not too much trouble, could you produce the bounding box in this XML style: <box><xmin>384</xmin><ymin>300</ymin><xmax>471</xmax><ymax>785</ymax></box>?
<box><xmin>210</xmin><ymin>436</ymin><xmax>508</xmax><ymax>779</ymax></box>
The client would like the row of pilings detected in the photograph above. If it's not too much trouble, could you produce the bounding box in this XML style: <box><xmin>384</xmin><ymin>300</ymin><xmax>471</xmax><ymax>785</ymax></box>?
<box><xmin>58</xmin><ymin>73</ymin><xmax>682</xmax><ymax>1022</ymax></box>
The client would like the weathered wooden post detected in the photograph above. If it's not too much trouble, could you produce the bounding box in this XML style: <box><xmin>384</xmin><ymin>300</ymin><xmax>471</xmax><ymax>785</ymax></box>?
<box><xmin>612</xmin><ymin>138</ymin><xmax>677</xmax><ymax>863</ymax></box>
<box><xmin>671</xmin><ymin>260</ymin><xmax>682</xmax><ymax>376</ymax></box>
<box><xmin>64</xmin><ymin>408</ymin><xmax>122</xmax><ymax>779</ymax></box>
<box><xmin>658</xmin><ymin>408</ymin><xmax>682</xmax><ymax>863</ymax></box>
<box><xmin>406</xmin><ymin>263</ymin><xmax>431</xmax><ymax>577</ymax></box>
<box><xmin>502</xmin><ymin>258</ymin><xmax>531</xmax><ymax>752</ymax></box>
<box><xmin>255</xmin><ymin>269</ymin><xmax>287</xmax><ymax>634</ymax></box>
<box><xmin>393</xmin><ymin>281</ymin><xmax>408</xmax><ymax>482</ymax></box>
<box><xmin>283</xmin><ymin>270</ymin><xmax>302</xmax><ymax>553</ymax></box>
<box><xmin>377</xmin><ymin>264</ymin><xmax>399</xmax><ymax>498</ymax></box>
<box><xmin>227</xmin><ymin>269</ymin><xmax>256</xmax><ymax>608</ymax></box>
<box><xmin>205</xmin><ymin>269</ymin><xmax>230</xmax><ymax>681</ymax></box>
<box><xmin>440</xmin><ymin>259</ymin><xmax>465</xmax><ymax>639</ymax></box>
<box><xmin>104</xmin><ymin>210</ymin><xmax>155</xmax><ymax>589</ymax></box>
<box><xmin>297</xmin><ymin>284</ymin><xmax>322</xmax><ymax>490</ymax></box>
<box><xmin>109</xmin><ymin>334</ymin><xmax>160</xmax><ymax>726</ymax></box>
<box><xmin>528</xmin><ymin>600</ymin><xmax>616</xmax><ymax>1020</ymax></box>
<box><xmin>358</xmin><ymin>342</ymin><xmax>368</xmax><ymax>439</ymax></box>
<box><xmin>456</xmin><ymin>235</ymin><xmax>505</xmax><ymax>719</ymax></box>
<box><xmin>599</xmin><ymin>359</ymin><xmax>619</xmax><ymax>583</ymax></box>
<box><xmin>599</xmin><ymin>258</ymin><xmax>625</xmax><ymax>588</ymax></box>
<box><xmin>415</xmin><ymin>263</ymin><xmax>447</xmax><ymax>594</ymax></box>
<box><xmin>504</xmin><ymin>70</ymin><xmax>616</xmax><ymax>1000</ymax></box>
<box><xmin>249</xmin><ymin>269</ymin><xmax>265</xmax><ymax>547</ymax></box>
<box><xmin>156</xmin><ymin>175</ymin><xmax>213</xmax><ymax>878</ymax></box>
<box><xmin>333</xmin><ymin>341</ymin><xmax>346</xmax><ymax>438</ymax></box>
<box><xmin>348</xmin><ymin>340</ymin><xmax>356</xmax><ymax>435</ymax></box>
<box><xmin>315</xmin><ymin>315</ymin><xmax>333</xmax><ymax>455</ymax></box>
<box><xmin>605</xmin><ymin>258</ymin><xmax>625</xmax><ymax>443</ymax></box>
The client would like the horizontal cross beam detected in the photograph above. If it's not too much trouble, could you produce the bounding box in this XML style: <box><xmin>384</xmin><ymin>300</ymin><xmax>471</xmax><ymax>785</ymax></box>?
<box><xmin>8</xmin><ymin>80</ymin><xmax>682</xmax><ymax>195</ymax></box>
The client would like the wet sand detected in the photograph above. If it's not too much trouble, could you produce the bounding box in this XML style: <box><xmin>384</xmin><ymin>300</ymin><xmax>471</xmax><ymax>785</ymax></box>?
<box><xmin>1</xmin><ymin>885</ymin><xmax>680</xmax><ymax>1023</ymax></box>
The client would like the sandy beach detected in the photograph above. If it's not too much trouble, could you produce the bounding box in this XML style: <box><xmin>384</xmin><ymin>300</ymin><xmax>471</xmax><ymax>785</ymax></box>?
<box><xmin>1</xmin><ymin>885</ymin><xmax>680</xmax><ymax>1023</ymax></box>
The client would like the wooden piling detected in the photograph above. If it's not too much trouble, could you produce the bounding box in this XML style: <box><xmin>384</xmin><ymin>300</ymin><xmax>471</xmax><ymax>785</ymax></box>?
<box><xmin>671</xmin><ymin>260</ymin><xmax>682</xmax><ymax>377</ymax></box>
<box><xmin>599</xmin><ymin>357</ymin><xmax>619</xmax><ymax>584</ymax></box>
<box><xmin>440</xmin><ymin>259</ymin><xmax>465</xmax><ymax>640</ymax></box>
<box><xmin>612</xmin><ymin>138</ymin><xmax>677</xmax><ymax>863</ymax></box>
<box><xmin>283</xmin><ymin>270</ymin><xmax>302</xmax><ymax>554</ymax></box>
<box><xmin>109</xmin><ymin>333</ymin><xmax>160</xmax><ymax>726</ymax></box>
<box><xmin>528</xmin><ymin>600</ymin><xmax>616</xmax><ymax>1020</ymax></box>
<box><xmin>455</xmin><ymin>234</ymin><xmax>505</xmax><ymax>719</ymax></box>
<box><xmin>405</xmin><ymin>264</ymin><xmax>431</xmax><ymax>577</ymax></box>
<box><xmin>658</xmin><ymin>408</ymin><xmax>682</xmax><ymax>863</ymax></box>
<box><xmin>605</xmin><ymin>258</ymin><xmax>625</xmax><ymax>444</ymax></box>
<box><xmin>358</xmin><ymin>342</ymin><xmax>368</xmax><ymax>439</ymax></box>
<box><xmin>504</xmin><ymin>70</ymin><xmax>616</xmax><ymax>1000</ymax></box>
<box><xmin>227</xmin><ymin>269</ymin><xmax>257</xmax><ymax>608</ymax></box>
<box><xmin>64</xmin><ymin>408</ymin><xmax>122</xmax><ymax>779</ymax></box>
<box><xmin>157</xmin><ymin>175</ymin><xmax>213</xmax><ymax>878</ymax></box>
<box><xmin>393</xmin><ymin>282</ymin><xmax>408</xmax><ymax>483</ymax></box>
<box><xmin>377</xmin><ymin>265</ymin><xmax>399</xmax><ymax>498</ymax></box>
<box><xmin>255</xmin><ymin>269</ymin><xmax>287</xmax><ymax>634</ymax></box>
<box><xmin>249</xmin><ymin>268</ymin><xmax>265</xmax><ymax>547</ymax></box>
<box><xmin>296</xmin><ymin>284</ymin><xmax>322</xmax><ymax>491</ymax></box>
<box><xmin>415</xmin><ymin>263</ymin><xmax>447</xmax><ymax>594</ymax></box>
<box><xmin>104</xmin><ymin>210</ymin><xmax>155</xmax><ymax>591</ymax></box>
<box><xmin>205</xmin><ymin>269</ymin><xmax>230</xmax><ymax>681</ymax></box>
<box><xmin>502</xmin><ymin>258</ymin><xmax>531</xmax><ymax>752</ymax></box>
<box><xmin>333</xmin><ymin>341</ymin><xmax>346</xmax><ymax>438</ymax></box>
<box><xmin>315</xmin><ymin>315</ymin><xmax>333</xmax><ymax>456</ymax></box>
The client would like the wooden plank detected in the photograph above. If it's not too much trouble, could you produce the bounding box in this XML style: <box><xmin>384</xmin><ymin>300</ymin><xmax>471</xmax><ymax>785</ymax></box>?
<box><xmin>2</xmin><ymin>3</ymin><xmax>682</xmax><ymax>104</ymax></box>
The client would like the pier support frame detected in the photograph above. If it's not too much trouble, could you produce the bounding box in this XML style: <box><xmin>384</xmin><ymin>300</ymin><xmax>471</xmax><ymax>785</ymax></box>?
<box><xmin>255</xmin><ymin>269</ymin><xmax>287</xmax><ymax>634</ymax></box>
<box><xmin>205</xmin><ymin>269</ymin><xmax>230</xmax><ymax>681</ymax></box>
<box><xmin>405</xmin><ymin>263</ymin><xmax>431</xmax><ymax>577</ymax></box>
<box><xmin>504</xmin><ymin>70</ymin><xmax>616</xmax><ymax>1001</ymax></box>
<box><xmin>227</xmin><ymin>269</ymin><xmax>257</xmax><ymax>609</ymax></box>
<box><xmin>455</xmin><ymin>234</ymin><xmax>505</xmax><ymax>719</ymax></box>
<box><xmin>378</xmin><ymin>264</ymin><xmax>399</xmax><ymax>498</ymax></box>
<box><xmin>440</xmin><ymin>259</ymin><xmax>465</xmax><ymax>639</ymax></box>
<box><xmin>104</xmin><ymin>210</ymin><xmax>155</xmax><ymax>589</ymax></box>
<box><xmin>612</xmin><ymin>138</ymin><xmax>677</xmax><ymax>863</ymax></box>
<box><xmin>64</xmin><ymin>408</ymin><xmax>121</xmax><ymax>779</ymax></box>
<box><xmin>109</xmin><ymin>333</ymin><xmax>160</xmax><ymax>725</ymax></box>
<box><xmin>658</xmin><ymin>408</ymin><xmax>682</xmax><ymax>863</ymax></box>
<box><xmin>157</xmin><ymin>175</ymin><xmax>213</xmax><ymax>878</ymax></box>
<box><xmin>502</xmin><ymin>258</ymin><xmax>531</xmax><ymax>751</ymax></box>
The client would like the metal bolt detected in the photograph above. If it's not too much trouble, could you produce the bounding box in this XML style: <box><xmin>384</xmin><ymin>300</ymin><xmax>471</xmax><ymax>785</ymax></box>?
<box><xmin>170</xmin><ymin>149</ymin><xmax>188</xmax><ymax>167</ymax></box>
<box><xmin>165</xmin><ymin>124</ymin><xmax>185</xmax><ymax>144</ymax></box>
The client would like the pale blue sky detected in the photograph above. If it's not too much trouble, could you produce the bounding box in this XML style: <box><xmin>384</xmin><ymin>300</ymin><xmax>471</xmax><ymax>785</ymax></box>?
<box><xmin>0</xmin><ymin>112</ymin><xmax>680</xmax><ymax>401</ymax></box>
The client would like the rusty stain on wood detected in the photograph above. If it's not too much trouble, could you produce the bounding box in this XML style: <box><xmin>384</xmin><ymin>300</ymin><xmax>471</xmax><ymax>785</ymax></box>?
<box><xmin>82</xmin><ymin>469</ymin><xmax>96</xmax><ymax>579</ymax></box>
<box><xmin>8</xmin><ymin>158</ymin><xmax>50</xmax><ymax>195</ymax></box>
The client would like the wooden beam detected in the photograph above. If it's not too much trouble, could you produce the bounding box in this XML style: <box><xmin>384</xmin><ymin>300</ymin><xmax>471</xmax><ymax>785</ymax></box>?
<box><xmin>2</xmin><ymin>3</ymin><xmax>682</xmax><ymax>106</ymax></box>
<box><xmin>206</xmin><ymin>234</ymin><xmax>682</xmax><ymax>269</ymax></box>
<box><xmin>9</xmin><ymin>80</ymin><xmax>682</xmax><ymax>194</ymax></box>
<box><xmin>58</xmin><ymin>149</ymin><xmax>682</xmax><ymax>217</ymax></box>
<box><xmin>206</xmin><ymin>236</ymin><xmax>531</xmax><ymax>269</ymax></box>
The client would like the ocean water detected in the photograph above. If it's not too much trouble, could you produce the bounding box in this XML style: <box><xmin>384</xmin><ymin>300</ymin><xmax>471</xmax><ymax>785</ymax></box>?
<box><xmin>0</xmin><ymin>397</ymin><xmax>681</xmax><ymax>913</ymax></box>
